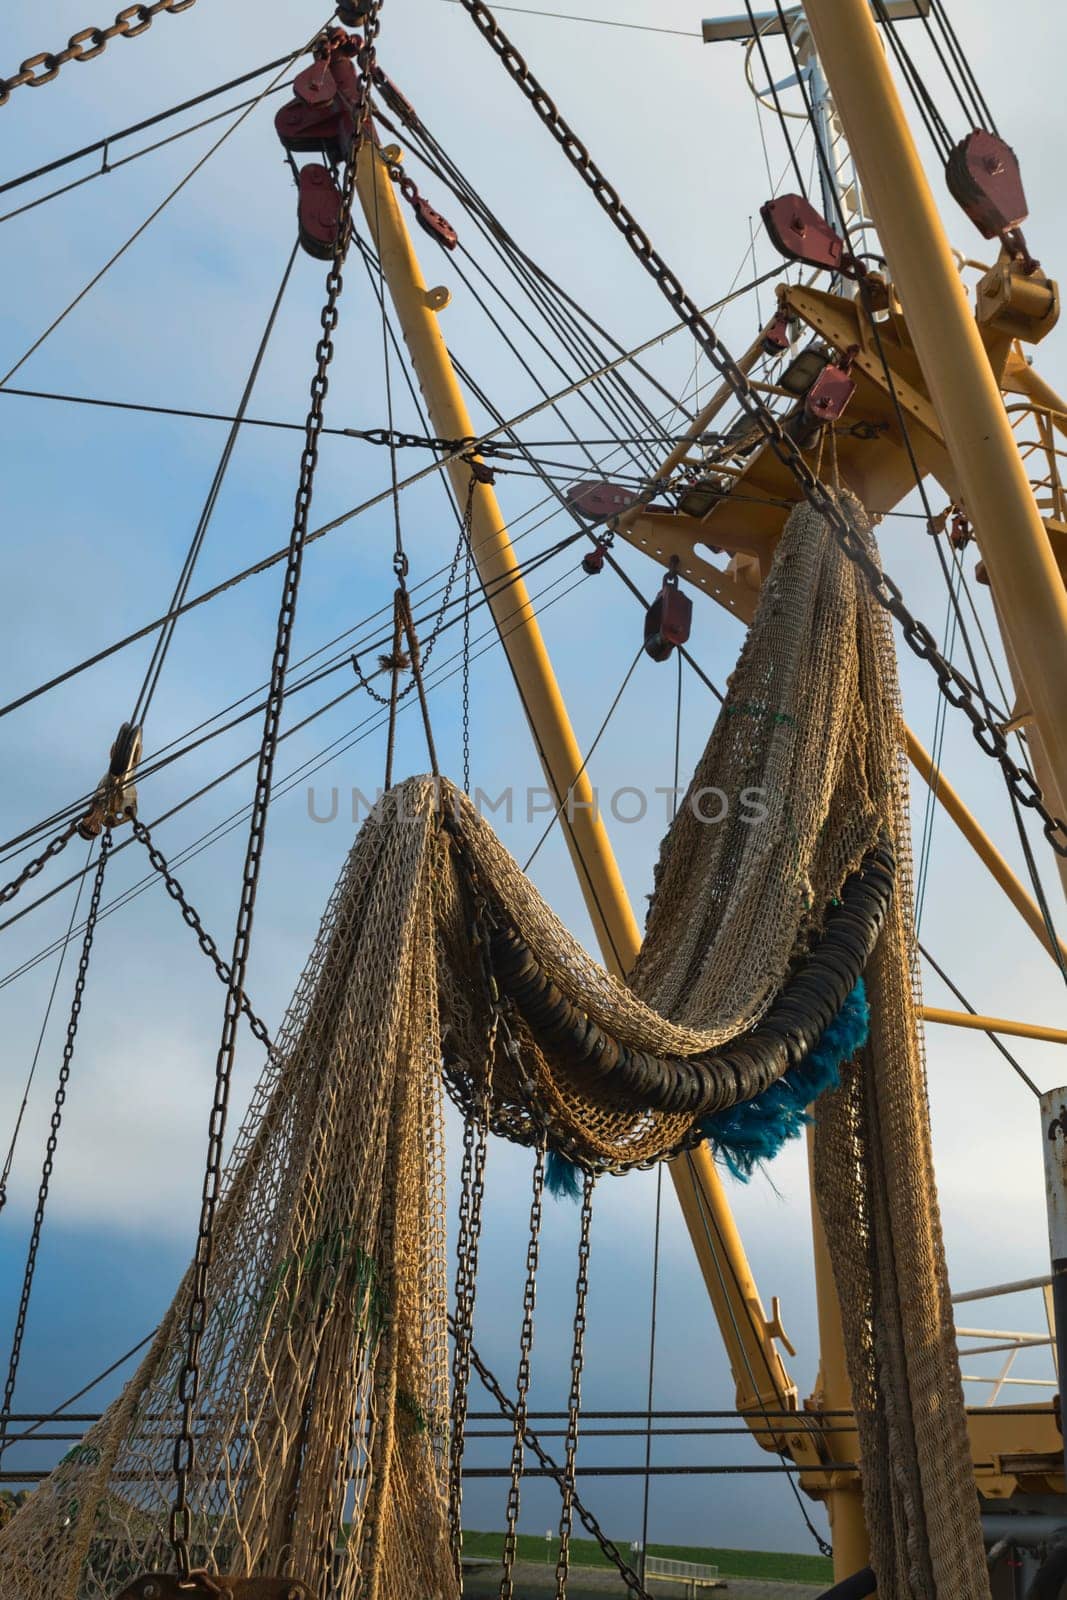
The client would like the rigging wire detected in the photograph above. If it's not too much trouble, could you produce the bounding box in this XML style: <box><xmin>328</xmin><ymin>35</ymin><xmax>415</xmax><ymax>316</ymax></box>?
<box><xmin>131</xmin><ymin>239</ymin><xmax>300</xmax><ymax>727</ymax></box>
<box><xmin>0</xmin><ymin>268</ymin><xmax>778</xmax><ymax>735</ymax></box>
<box><xmin>0</xmin><ymin>84</ymin><xmax>294</xmax><ymax>230</ymax></box>
<box><xmin>0</xmin><ymin>44</ymin><xmax>311</xmax><ymax>390</ymax></box>
<box><xmin>0</xmin><ymin>353</ymin><xmax>726</xmax><ymax>877</ymax></box>
<box><xmin>771</xmin><ymin>0</ymin><xmax>1067</xmax><ymax>969</ymax></box>
<box><xmin>351</xmin><ymin>230</ymin><xmax>629</xmax><ymax>973</ymax></box>
<box><xmin>638</xmin><ymin>654</ymin><xmax>681</xmax><ymax>1576</ymax></box>
<box><xmin>521</xmin><ymin>644</ymin><xmax>644</xmax><ymax>872</ymax></box>
<box><xmin>379</xmin><ymin>101</ymin><xmax>695</xmax><ymax>445</ymax></box>
<box><xmin>0</xmin><ymin>846</ymin><xmax>94</xmax><ymax>1213</ymax></box>
<box><xmin>439</xmin><ymin>1</ymin><xmax>699</xmax><ymax>38</ymax></box>
<box><xmin>0</xmin><ymin>834</ymin><xmax>111</xmax><ymax>1455</ymax></box>
<box><xmin>0</xmin><ymin>555</ymin><xmax>592</xmax><ymax>974</ymax></box>
<box><xmin>870</xmin><ymin>0</ymin><xmax>953</xmax><ymax>162</ymax></box>
<box><xmin>927</xmin><ymin>0</ymin><xmax>999</xmax><ymax>134</ymax></box>
<box><xmin>918</xmin><ymin>943</ymin><xmax>1040</xmax><ymax>1099</ymax></box>
<box><xmin>0</xmin><ymin>52</ymin><xmax>301</xmax><ymax>200</ymax></box>
<box><xmin>683</xmin><ymin>1150</ymin><xmax>833</xmax><ymax>1557</ymax></box>
<box><xmin>913</xmin><ymin>557</ymin><xmax>961</xmax><ymax>933</ymax></box>
<box><xmin>742</xmin><ymin>0</ymin><xmax>809</xmax><ymax>199</ymax></box>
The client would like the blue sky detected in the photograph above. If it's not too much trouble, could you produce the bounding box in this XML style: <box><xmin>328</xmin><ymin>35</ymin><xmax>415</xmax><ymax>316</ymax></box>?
<box><xmin>1</xmin><ymin>0</ymin><xmax>1066</xmax><ymax>1558</ymax></box>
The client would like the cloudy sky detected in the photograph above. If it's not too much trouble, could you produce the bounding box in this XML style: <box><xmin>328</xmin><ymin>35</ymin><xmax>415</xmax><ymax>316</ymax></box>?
<box><xmin>1</xmin><ymin>0</ymin><xmax>1066</xmax><ymax>1560</ymax></box>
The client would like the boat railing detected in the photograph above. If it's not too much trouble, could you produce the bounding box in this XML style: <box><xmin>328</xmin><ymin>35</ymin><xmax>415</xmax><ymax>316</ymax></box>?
<box><xmin>952</xmin><ymin>1273</ymin><xmax>1057</xmax><ymax>1405</ymax></box>
<box><xmin>1006</xmin><ymin>400</ymin><xmax>1067</xmax><ymax>525</ymax></box>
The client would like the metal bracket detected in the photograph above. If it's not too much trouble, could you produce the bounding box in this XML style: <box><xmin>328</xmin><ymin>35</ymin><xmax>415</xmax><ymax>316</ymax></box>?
<box><xmin>763</xmin><ymin>1295</ymin><xmax>798</xmax><ymax>1359</ymax></box>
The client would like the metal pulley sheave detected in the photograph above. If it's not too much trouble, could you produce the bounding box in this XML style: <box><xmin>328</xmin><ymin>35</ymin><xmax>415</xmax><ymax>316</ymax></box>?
<box><xmin>77</xmin><ymin>719</ymin><xmax>142</xmax><ymax>839</ymax></box>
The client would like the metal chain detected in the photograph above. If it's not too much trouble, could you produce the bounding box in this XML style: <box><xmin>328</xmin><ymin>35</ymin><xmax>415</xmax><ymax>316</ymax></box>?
<box><xmin>454</xmin><ymin>0</ymin><xmax>1067</xmax><ymax>860</ymax></box>
<box><xmin>449</xmin><ymin>867</ymin><xmax>501</xmax><ymax>1580</ymax></box>
<box><xmin>0</xmin><ymin>830</ymin><xmax>112</xmax><ymax>1458</ymax></box>
<box><xmin>0</xmin><ymin>819</ymin><xmax>81</xmax><ymax>908</ymax></box>
<box><xmin>499</xmin><ymin>1141</ymin><xmax>545</xmax><ymax>1600</ymax></box>
<box><xmin>167</xmin><ymin>10</ymin><xmax>384</xmax><ymax>1580</ymax></box>
<box><xmin>448</xmin><ymin>1058</ymin><xmax>494</xmax><ymax>1579</ymax></box>
<box><xmin>554</xmin><ymin>1173</ymin><xmax>594</xmax><ymax>1600</ymax></box>
<box><xmin>130</xmin><ymin>818</ymin><xmax>275</xmax><ymax>1060</ymax></box>
<box><xmin>346</xmin><ymin>424</ymin><xmax>514</xmax><ymax>456</ymax></box>
<box><xmin>1</xmin><ymin>0</ymin><xmax>198</xmax><ymax>108</ymax></box>
<box><xmin>462</xmin><ymin>1328</ymin><xmax>654</xmax><ymax>1600</ymax></box>
<box><xmin>352</xmin><ymin>514</ymin><xmax>470</xmax><ymax>707</ymax></box>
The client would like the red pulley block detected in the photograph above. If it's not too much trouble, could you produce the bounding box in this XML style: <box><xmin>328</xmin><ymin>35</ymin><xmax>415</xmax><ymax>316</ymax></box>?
<box><xmin>643</xmin><ymin>569</ymin><xmax>692</xmax><ymax>663</ymax></box>
<box><xmin>762</xmin><ymin>307</ymin><xmax>792</xmax><ymax>356</ymax></box>
<box><xmin>329</xmin><ymin>53</ymin><xmax>360</xmax><ymax>114</ymax></box>
<box><xmin>275</xmin><ymin>98</ymin><xmax>354</xmax><ymax>161</ymax></box>
<box><xmin>582</xmin><ymin>542</ymin><xmax>608</xmax><ymax>575</ymax></box>
<box><xmin>804</xmin><ymin>361</ymin><xmax>856</xmax><ymax>423</ymax></box>
<box><xmin>414</xmin><ymin>195</ymin><xmax>458</xmax><ymax>250</ymax></box>
<box><xmin>297</xmin><ymin>165</ymin><xmax>343</xmax><ymax>260</ymax></box>
<box><xmin>946</xmin><ymin>130</ymin><xmax>1028</xmax><ymax>240</ymax></box>
<box><xmin>294</xmin><ymin>59</ymin><xmax>338</xmax><ymax>108</ymax></box>
<box><xmin>761</xmin><ymin>194</ymin><xmax>845</xmax><ymax>274</ymax></box>
<box><xmin>564</xmin><ymin>480</ymin><xmax>635</xmax><ymax>520</ymax></box>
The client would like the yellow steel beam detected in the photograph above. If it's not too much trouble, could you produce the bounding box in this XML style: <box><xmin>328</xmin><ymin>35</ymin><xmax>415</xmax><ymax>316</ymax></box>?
<box><xmin>906</xmin><ymin>731</ymin><xmax>1067</xmax><ymax>966</ymax></box>
<box><xmin>354</xmin><ymin>141</ymin><xmax>805</xmax><ymax>1441</ymax></box>
<box><xmin>922</xmin><ymin>1007</ymin><xmax>1067</xmax><ymax>1045</ymax></box>
<box><xmin>804</xmin><ymin>0</ymin><xmax>1067</xmax><ymax>853</ymax></box>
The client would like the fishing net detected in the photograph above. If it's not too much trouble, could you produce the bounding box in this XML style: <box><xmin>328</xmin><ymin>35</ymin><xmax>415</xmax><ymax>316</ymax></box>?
<box><xmin>0</xmin><ymin>498</ymin><xmax>986</xmax><ymax>1600</ymax></box>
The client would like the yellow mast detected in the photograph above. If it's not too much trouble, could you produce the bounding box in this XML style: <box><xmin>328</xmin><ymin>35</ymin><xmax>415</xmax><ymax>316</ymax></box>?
<box><xmin>804</xmin><ymin>0</ymin><xmax>1067</xmax><ymax>815</ymax></box>
<box><xmin>353</xmin><ymin>139</ymin><xmax>802</xmax><ymax>1426</ymax></box>
<box><xmin>356</xmin><ymin>10</ymin><xmax>1067</xmax><ymax>1569</ymax></box>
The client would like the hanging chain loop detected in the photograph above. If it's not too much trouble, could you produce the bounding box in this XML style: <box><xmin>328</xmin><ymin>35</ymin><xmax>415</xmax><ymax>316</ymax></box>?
<box><xmin>554</xmin><ymin>1173</ymin><xmax>594</xmax><ymax>1600</ymax></box>
<box><xmin>1</xmin><ymin>0</ymin><xmax>198</xmax><ymax>107</ymax></box>
<box><xmin>463</xmin><ymin>1330</ymin><xmax>654</xmax><ymax>1600</ymax></box>
<box><xmin>0</xmin><ymin>819</ymin><xmax>81</xmax><ymax>909</ymax></box>
<box><xmin>167</xmin><ymin>8</ymin><xmax>384</xmax><ymax>1579</ymax></box>
<box><xmin>453</xmin><ymin>0</ymin><xmax>1067</xmax><ymax>859</ymax></box>
<box><xmin>0</xmin><ymin>830</ymin><xmax>112</xmax><ymax>1456</ymax></box>
<box><xmin>130</xmin><ymin>818</ymin><xmax>275</xmax><ymax>1060</ymax></box>
<box><xmin>448</xmin><ymin>887</ymin><xmax>496</xmax><ymax>1576</ymax></box>
<box><xmin>499</xmin><ymin>1141</ymin><xmax>545</xmax><ymax>1600</ymax></box>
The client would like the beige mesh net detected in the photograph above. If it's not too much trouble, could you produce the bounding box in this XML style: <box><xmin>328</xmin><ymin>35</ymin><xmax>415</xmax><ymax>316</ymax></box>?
<box><xmin>0</xmin><ymin>498</ymin><xmax>987</xmax><ymax>1600</ymax></box>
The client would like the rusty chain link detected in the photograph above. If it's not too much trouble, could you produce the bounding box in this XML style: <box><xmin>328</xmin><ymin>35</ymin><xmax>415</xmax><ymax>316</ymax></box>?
<box><xmin>130</xmin><ymin>818</ymin><xmax>275</xmax><ymax>1060</ymax></box>
<box><xmin>0</xmin><ymin>831</ymin><xmax>112</xmax><ymax>1458</ymax></box>
<box><xmin>448</xmin><ymin>872</ymin><xmax>497</xmax><ymax>1579</ymax></box>
<box><xmin>454</xmin><ymin>0</ymin><xmax>1067</xmax><ymax>860</ymax></box>
<box><xmin>462</xmin><ymin>1328</ymin><xmax>654</xmax><ymax>1600</ymax></box>
<box><xmin>1</xmin><ymin>0</ymin><xmax>198</xmax><ymax>108</ymax></box>
<box><xmin>554</xmin><ymin>1173</ymin><xmax>594</xmax><ymax>1600</ymax></box>
<box><xmin>168</xmin><ymin>7</ymin><xmax>384</xmax><ymax>1580</ymax></box>
<box><xmin>500</xmin><ymin>1141</ymin><xmax>545</xmax><ymax>1600</ymax></box>
<box><xmin>352</xmin><ymin>510</ymin><xmax>471</xmax><ymax>707</ymax></box>
<box><xmin>0</xmin><ymin>819</ymin><xmax>81</xmax><ymax>909</ymax></box>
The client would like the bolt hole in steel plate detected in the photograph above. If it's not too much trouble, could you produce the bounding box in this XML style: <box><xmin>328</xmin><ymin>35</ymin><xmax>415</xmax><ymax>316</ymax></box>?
<box><xmin>113</xmin><ymin>1578</ymin><xmax>311</xmax><ymax>1600</ymax></box>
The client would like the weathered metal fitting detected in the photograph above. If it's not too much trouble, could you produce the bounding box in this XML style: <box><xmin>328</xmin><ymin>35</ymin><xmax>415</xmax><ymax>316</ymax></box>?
<box><xmin>112</xmin><ymin>1577</ymin><xmax>312</xmax><ymax>1600</ymax></box>
<box><xmin>78</xmin><ymin>721</ymin><xmax>142</xmax><ymax>840</ymax></box>
<box><xmin>975</xmin><ymin>255</ymin><xmax>1059</xmax><ymax>345</ymax></box>
<box><xmin>761</xmin><ymin>194</ymin><xmax>845</xmax><ymax>274</ymax></box>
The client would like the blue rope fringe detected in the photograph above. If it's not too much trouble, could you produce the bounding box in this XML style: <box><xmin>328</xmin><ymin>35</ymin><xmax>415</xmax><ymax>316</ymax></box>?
<box><xmin>543</xmin><ymin>979</ymin><xmax>869</xmax><ymax>1199</ymax></box>
<box><xmin>545</xmin><ymin>1148</ymin><xmax>584</xmax><ymax>1200</ymax></box>
<box><xmin>699</xmin><ymin>978</ymin><xmax>869</xmax><ymax>1181</ymax></box>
